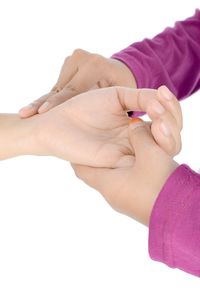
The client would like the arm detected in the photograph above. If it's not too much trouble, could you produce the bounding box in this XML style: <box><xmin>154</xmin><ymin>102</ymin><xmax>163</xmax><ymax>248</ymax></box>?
<box><xmin>19</xmin><ymin>10</ymin><xmax>200</xmax><ymax>117</ymax></box>
<box><xmin>19</xmin><ymin>51</ymin><xmax>136</xmax><ymax>118</ymax></box>
<box><xmin>73</xmin><ymin>123</ymin><xmax>200</xmax><ymax>277</ymax></box>
<box><xmin>0</xmin><ymin>114</ymin><xmax>37</xmax><ymax>160</ymax></box>
<box><xmin>0</xmin><ymin>86</ymin><xmax>181</xmax><ymax>165</ymax></box>
<box><xmin>112</xmin><ymin>9</ymin><xmax>200</xmax><ymax>100</ymax></box>
<box><xmin>71</xmin><ymin>91</ymin><xmax>200</xmax><ymax>277</ymax></box>
<box><xmin>149</xmin><ymin>164</ymin><xmax>200</xmax><ymax>278</ymax></box>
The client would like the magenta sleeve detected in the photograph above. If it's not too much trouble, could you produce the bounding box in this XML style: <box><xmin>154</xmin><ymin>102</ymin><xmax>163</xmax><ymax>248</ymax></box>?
<box><xmin>111</xmin><ymin>9</ymin><xmax>200</xmax><ymax>100</ymax></box>
<box><xmin>149</xmin><ymin>164</ymin><xmax>200</xmax><ymax>277</ymax></box>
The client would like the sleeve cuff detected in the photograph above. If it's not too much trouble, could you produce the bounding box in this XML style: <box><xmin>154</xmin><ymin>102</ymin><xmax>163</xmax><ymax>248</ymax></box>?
<box><xmin>148</xmin><ymin>164</ymin><xmax>200</xmax><ymax>277</ymax></box>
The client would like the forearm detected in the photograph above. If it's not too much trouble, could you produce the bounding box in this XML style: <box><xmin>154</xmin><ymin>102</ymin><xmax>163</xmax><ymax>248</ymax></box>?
<box><xmin>149</xmin><ymin>164</ymin><xmax>200</xmax><ymax>277</ymax></box>
<box><xmin>0</xmin><ymin>114</ymin><xmax>37</xmax><ymax>160</ymax></box>
<box><xmin>112</xmin><ymin>9</ymin><xmax>200</xmax><ymax>100</ymax></box>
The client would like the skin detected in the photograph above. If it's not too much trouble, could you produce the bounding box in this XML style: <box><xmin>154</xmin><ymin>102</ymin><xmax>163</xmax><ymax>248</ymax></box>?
<box><xmin>0</xmin><ymin>114</ymin><xmax>37</xmax><ymax>160</ymax></box>
<box><xmin>18</xmin><ymin>47</ymin><xmax>182</xmax><ymax>159</ymax></box>
<box><xmin>1</xmin><ymin>85</ymin><xmax>182</xmax><ymax>225</ymax></box>
<box><xmin>19</xmin><ymin>49</ymin><xmax>137</xmax><ymax>117</ymax></box>
<box><xmin>16</xmin><ymin>48</ymin><xmax>182</xmax><ymax>226</ymax></box>
<box><xmin>71</xmin><ymin>86</ymin><xmax>182</xmax><ymax>225</ymax></box>
<box><xmin>0</xmin><ymin>87</ymin><xmax>182</xmax><ymax>167</ymax></box>
<box><xmin>72</xmin><ymin>121</ymin><xmax>179</xmax><ymax>225</ymax></box>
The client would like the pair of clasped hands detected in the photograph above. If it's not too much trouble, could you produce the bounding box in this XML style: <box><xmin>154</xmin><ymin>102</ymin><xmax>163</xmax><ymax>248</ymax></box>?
<box><xmin>17</xmin><ymin>49</ymin><xmax>182</xmax><ymax>225</ymax></box>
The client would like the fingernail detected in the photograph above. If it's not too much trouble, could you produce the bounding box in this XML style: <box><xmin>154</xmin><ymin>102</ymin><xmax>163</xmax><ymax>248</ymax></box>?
<box><xmin>129</xmin><ymin>117</ymin><xmax>144</xmax><ymax>130</ymax></box>
<box><xmin>160</xmin><ymin>122</ymin><xmax>171</xmax><ymax>136</ymax></box>
<box><xmin>39</xmin><ymin>101</ymin><xmax>49</xmax><ymax>112</ymax></box>
<box><xmin>22</xmin><ymin>103</ymin><xmax>35</xmax><ymax>110</ymax></box>
<box><xmin>160</xmin><ymin>86</ymin><xmax>173</xmax><ymax>100</ymax></box>
<box><xmin>152</xmin><ymin>102</ymin><xmax>165</xmax><ymax>114</ymax></box>
<box><xmin>19</xmin><ymin>103</ymin><xmax>35</xmax><ymax>115</ymax></box>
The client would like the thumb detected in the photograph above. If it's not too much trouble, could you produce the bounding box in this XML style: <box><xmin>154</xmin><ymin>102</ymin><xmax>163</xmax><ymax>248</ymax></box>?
<box><xmin>71</xmin><ymin>163</ymin><xmax>111</xmax><ymax>192</ymax></box>
<box><xmin>128</xmin><ymin>118</ymin><xmax>157</xmax><ymax>160</ymax></box>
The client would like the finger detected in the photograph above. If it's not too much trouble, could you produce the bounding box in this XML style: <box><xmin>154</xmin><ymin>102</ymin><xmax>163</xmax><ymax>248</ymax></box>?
<box><xmin>116</xmin><ymin>86</ymin><xmax>158</xmax><ymax>113</ymax></box>
<box><xmin>125</xmin><ymin>86</ymin><xmax>182</xmax><ymax>132</ymax></box>
<box><xmin>19</xmin><ymin>53</ymin><xmax>79</xmax><ymax>117</ymax></box>
<box><xmin>116</xmin><ymin>86</ymin><xmax>182</xmax><ymax>155</ymax></box>
<box><xmin>146</xmin><ymin>103</ymin><xmax>182</xmax><ymax>156</ymax></box>
<box><xmin>51</xmin><ymin>50</ymin><xmax>102</xmax><ymax>93</ymax></box>
<box><xmin>157</xmin><ymin>85</ymin><xmax>183</xmax><ymax>131</ymax></box>
<box><xmin>50</xmin><ymin>51</ymin><xmax>89</xmax><ymax>91</ymax></box>
<box><xmin>38</xmin><ymin>85</ymin><xmax>80</xmax><ymax>113</ymax></box>
<box><xmin>19</xmin><ymin>92</ymin><xmax>54</xmax><ymax>118</ymax></box>
<box><xmin>151</xmin><ymin>117</ymin><xmax>181</xmax><ymax>157</ymax></box>
<box><xmin>71</xmin><ymin>163</ymin><xmax>113</xmax><ymax>193</ymax></box>
<box><xmin>128</xmin><ymin>118</ymin><xmax>157</xmax><ymax>162</ymax></box>
<box><xmin>38</xmin><ymin>59</ymin><xmax>107</xmax><ymax>113</ymax></box>
<box><xmin>54</xmin><ymin>56</ymin><xmax>77</xmax><ymax>90</ymax></box>
<box><xmin>115</xmin><ymin>86</ymin><xmax>182</xmax><ymax>133</ymax></box>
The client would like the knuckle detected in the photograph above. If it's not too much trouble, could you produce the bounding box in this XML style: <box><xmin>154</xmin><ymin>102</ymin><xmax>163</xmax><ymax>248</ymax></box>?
<box><xmin>72</xmin><ymin>48</ymin><xmax>85</xmax><ymax>57</ymax></box>
<box><xmin>46</xmin><ymin>93</ymin><xmax>62</xmax><ymax>105</ymax></box>
<box><xmin>89</xmin><ymin>54</ymin><xmax>104</xmax><ymax>66</ymax></box>
<box><xmin>66</xmin><ymin>83</ymin><xmax>79</xmax><ymax>93</ymax></box>
<box><xmin>63</xmin><ymin>56</ymin><xmax>69</xmax><ymax>64</ymax></box>
<box><xmin>51</xmin><ymin>84</ymin><xmax>62</xmax><ymax>93</ymax></box>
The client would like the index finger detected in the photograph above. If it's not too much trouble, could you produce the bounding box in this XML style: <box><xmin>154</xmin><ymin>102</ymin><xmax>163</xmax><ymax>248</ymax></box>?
<box><xmin>115</xmin><ymin>86</ymin><xmax>158</xmax><ymax>112</ymax></box>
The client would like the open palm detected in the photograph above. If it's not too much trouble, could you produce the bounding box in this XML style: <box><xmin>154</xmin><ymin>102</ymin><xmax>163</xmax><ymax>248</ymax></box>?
<box><xmin>38</xmin><ymin>88</ymin><xmax>140</xmax><ymax>167</ymax></box>
<box><xmin>36</xmin><ymin>85</ymin><xmax>181</xmax><ymax>168</ymax></box>
<box><xmin>36</xmin><ymin>86</ymin><xmax>151</xmax><ymax>167</ymax></box>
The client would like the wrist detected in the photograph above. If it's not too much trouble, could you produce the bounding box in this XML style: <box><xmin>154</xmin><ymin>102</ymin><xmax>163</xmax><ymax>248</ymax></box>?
<box><xmin>110</xmin><ymin>58</ymin><xmax>137</xmax><ymax>88</ymax></box>
<box><xmin>145</xmin><ymin>160</ymin><xmax>179</xmax><ymax>226</ymax></box>
<box><xmin>0</xmin><ymin>114</ymin><xmax>38</xmax><ymax>160</ymax></box>
<box><xmin>122</xmin><ymin>160</ymin><xmax>179</xmax><ymax>226</ymax></box>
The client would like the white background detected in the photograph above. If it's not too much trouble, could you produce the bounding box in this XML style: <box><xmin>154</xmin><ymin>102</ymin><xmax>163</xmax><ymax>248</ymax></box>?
<box><xmin>0</xmin><ymin>0</ymin><xmax>200</xmax><ymax>306</ymax></box>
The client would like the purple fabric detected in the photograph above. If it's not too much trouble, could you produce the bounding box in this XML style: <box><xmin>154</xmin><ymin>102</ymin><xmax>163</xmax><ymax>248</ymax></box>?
<box><xmin>112</xmin><ymin>10</ymin><xmax>200</xmax><ymax>276</ymax></box>
<box><xmin>149</xmin><ymin>165</ymin><xmax>200</xmax><ymax>278</ymax></box>
<box><xmin>111</xmin><ymin>9</ymin><xmax>200</xmax><ymax>100</ymax></box>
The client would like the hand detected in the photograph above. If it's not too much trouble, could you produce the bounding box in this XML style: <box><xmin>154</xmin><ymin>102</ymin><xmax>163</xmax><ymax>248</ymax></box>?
<box><xmin>71</xmin><ymin>86</ymin><xmax>182</xmax><ymax>225</ymax></box>
<box><xmin>72</xmin><ymin>120</ymin><xmax>179</xmax><ymax>226</ymax></box>
<box><xmin>0</xmin><ymin>85</ymin><xmax>181</xmax><ymax>163</ymax></box>
<box><xmin>19</xmin><ymin>49</ymin><xmax>136</xmax><ymax>118</ymax></box>
<box><xmin>33</xmin><ymin>86</ymin><xmax>182</xmax><ymax>167</ymax></box>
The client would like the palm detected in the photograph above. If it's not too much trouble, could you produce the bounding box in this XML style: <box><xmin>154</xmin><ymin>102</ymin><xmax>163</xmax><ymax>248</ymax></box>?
<box><xmin>72</xmin><ymin>163</ymin><xmax>139</xmax><ymax>219</ymax></box>
<box><xmin>38</xmin><ymin>87</ymin><xmax>135</xmax><ymax>167</ymax></box>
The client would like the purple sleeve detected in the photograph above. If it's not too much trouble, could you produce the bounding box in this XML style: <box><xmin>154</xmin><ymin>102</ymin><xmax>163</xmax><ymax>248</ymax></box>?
<box><xmin>111</xmin><ymin>9</ymin><xmax>200</xmax><ymax>100</ymax></box>
<box><xmin>149</xmin><ymin>164</ymin><xmax>200</xmax><ymax>277</ymax></box>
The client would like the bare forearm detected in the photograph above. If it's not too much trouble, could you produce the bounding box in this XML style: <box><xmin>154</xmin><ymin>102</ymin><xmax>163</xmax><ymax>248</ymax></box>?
<box><xmin>0</xmin><ymin>114</ymin><xmax>36</xmax><ymax>160</ymax></box>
